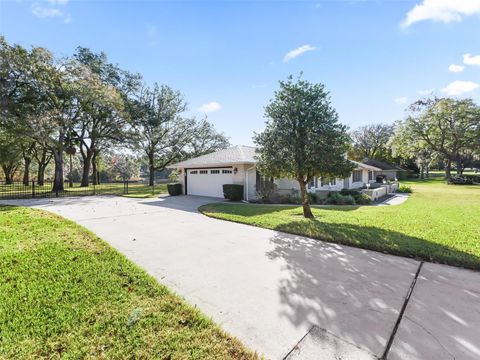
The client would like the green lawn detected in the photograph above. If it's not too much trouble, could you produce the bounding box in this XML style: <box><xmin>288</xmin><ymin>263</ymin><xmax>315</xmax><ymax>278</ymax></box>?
<box><xmin>0</xmin><ymin>206</ymin><xmax>256</xmax><ymax>359</ymax></box>
<box><xmin>200</xmin><ymin>178</ymin><xmax>480</xmax><ymax>270</ymax></box>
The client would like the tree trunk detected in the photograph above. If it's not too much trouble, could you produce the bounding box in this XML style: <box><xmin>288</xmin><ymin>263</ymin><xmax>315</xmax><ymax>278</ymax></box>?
<box><xmin>23</xmin><ymin>157</ymin><xmax>31</xmax><ymax>186</ymax></box>
<box><xmin>148</xmin><ymin>152</ymin><xmax>155</xmax><ymax>187</ymax></box>
<box><xmin>2</xmin><ymin>164</ymin><xmax>15</xmax><ymax>185</ymax></box>
<box><xmin>425</xmin><ymin>163</ymin><xmax>429</xmax><ymax>178</ymax></box>
<box><xmin>36</xmin><ymin>148</ymin><xmax>50</xmax><ymax>186</ymax></box>
<box><xmin>419</xmin><ymin>163</ymin><xmax>424</xmax><ymax>180</ymax></box>
<box><xmin>445</xmin><ymin>159</ymin><xmax>452</xmax><ymax>179</ymax></box>
<box><xmin>52</xmin><ymin>131</ymin><xmax>65</xmax><ymax>192</ymax></box>
<box><xmin>80</xmin><ymin>149</ymin><xmax>93</xmax><ymax>187</ymax></box>
<box><xmin>37</xmin><ymin>163</ymin><xmax>46</xmax><ymax>186</ymax></box>
<box><xmin>298</xmin><ymin>178</ymin><xmax>314</xmax><ymax>219</ymax></box>
<box><xmin>92</xmin><ymin>150</ymin><xmax>99</xmax><ymax>185</ymax></box>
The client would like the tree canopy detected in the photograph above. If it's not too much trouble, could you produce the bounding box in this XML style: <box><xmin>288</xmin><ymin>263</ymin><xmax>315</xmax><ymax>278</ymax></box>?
<box><xmin>254</xmin><ymin>75</ymin><xmax>353</xmax><ymax>218</ymax></box>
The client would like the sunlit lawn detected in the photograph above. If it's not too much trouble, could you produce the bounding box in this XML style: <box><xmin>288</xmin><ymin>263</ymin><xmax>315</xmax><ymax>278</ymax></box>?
<box><xmin>200</xmin><ymin>177</ymin><xmax>480</xmax><ymax>269</ymax></box>
<box><xmin>0</xmin><ymin>206</ymin><xmax>256</xmax><ymax>359</ymax></box>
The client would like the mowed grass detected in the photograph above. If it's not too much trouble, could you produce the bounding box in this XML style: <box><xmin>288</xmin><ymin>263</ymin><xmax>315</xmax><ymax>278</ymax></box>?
<box><xmin>0</xmin><ymin>206</ymin><xmax>256</xmax><ymax>359</ymax></box>
<box><xmin>200</xmin><ymin>178</ymin><xmax>480</xmax><ymax>269</ymax></box>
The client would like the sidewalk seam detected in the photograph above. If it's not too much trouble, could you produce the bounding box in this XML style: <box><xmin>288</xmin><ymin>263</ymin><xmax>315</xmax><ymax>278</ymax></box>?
<box><xmin>381</xmin><ymin>261</ymin><xmax>424</xmax><ymax>359</ymax></box>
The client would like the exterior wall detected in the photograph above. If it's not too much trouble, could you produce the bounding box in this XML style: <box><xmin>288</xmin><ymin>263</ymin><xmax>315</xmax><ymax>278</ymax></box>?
<box><xmin>349</xmin><ymin>169</ymin><xmax>369</xmax><ymax>189</ymax></box>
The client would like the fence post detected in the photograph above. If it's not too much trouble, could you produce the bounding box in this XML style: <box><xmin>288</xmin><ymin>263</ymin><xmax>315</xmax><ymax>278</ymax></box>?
<box><xmin>32</xmin><ymin>180</ymin><xmax>35</xmax><ymax>198</ymax></box>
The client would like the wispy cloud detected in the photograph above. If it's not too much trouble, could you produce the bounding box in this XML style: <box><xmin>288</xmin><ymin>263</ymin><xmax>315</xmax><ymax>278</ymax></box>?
<box><xmin>448</xmin><ymin>64</ymin><xmax>465</xmax><ymax>73</ymax></box>
<box><xmin>394</xmin><ymin>96</ymin><xmax>408</xmax><ymax>104</ymax></box>
<box><xmin>418</xmin><ymin>88</ymin><xmax>435</xmax><ymax>96</ymax></box>
<box><xmin>32</xmin><ymin>0</ymin><xmax>71</xmax><ymax>23</ymax></box>
<box><xmin>463</xmin><ymin>53</ymin><xmax>480</xmax><ymax>66</ymax></box>
<box><xmin>401</xmin><ymin>0</ymin><xmax>480</xmax><ymax>28</ymax></box>
<box><xmin>146</xmin><ymin>23</ymin><xmax>159</xmax><ymax>46</ymax></box>
<box><xmin>198</xmin><ymin>102</ymin><xmax>222</xmax><ymax>113</ymax></box>
<box><xmin>441</xmin><ymin>80</ymin><xmax>479</xmax><ymax>96</ymax></box>
<box><xmin>283</xmin><ymin>44</ymin><xmax>316</xmax><ymax>62</ymax></box>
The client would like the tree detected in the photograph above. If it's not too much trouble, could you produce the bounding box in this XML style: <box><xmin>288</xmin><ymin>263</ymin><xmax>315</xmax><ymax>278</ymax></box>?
<box><xmin>389</xmin><ymin>121</ymin><xmax>435</xmax><ymax>179</ymax></box>
<box><xmin>350</xmin><ymin>123</ymin><xmax>394</xmax><ymax>161</ymax></box>
<box><xmin>73</xmin><ymin>47</ymin><xmax>139</xmax><ymax>186</ymax></box>
<box><xmin>129</xmin><ymin>84</ymin><xmax>194</xmax><ymax>186</ymax></box>
<box><xmin>404</xmin><ymin>98</ymin><xmax>480</xmax><ymax>179</ymax></box>
<box><xmin>254</xmin><ymin>75</ymin><xmax>353</xmax><ymax>218</ymax></box>
<box><xmin>0</xmin><ymin>129</ymin><xmax>22</xmax><ymax>184</ymax></box>
<box><xmin>186</xmin><ymin>119</ymin><xmax>230</xmax><ymax>157</ymax></box>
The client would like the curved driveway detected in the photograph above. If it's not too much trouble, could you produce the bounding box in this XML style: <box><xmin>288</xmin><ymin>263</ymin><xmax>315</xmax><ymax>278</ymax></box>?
<box><xmin>3</xmin><ymin>195</ymin><xmax>479</xmax><ymax>360</ymax></box>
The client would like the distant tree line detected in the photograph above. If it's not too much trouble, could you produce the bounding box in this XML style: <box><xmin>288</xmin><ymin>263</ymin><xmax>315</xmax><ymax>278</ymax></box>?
<box><xmin>0</xmin><ymin>37</ymin><xmax>229</xmax><ymax>189</ymax></box>
<box><xmin>349</xmin><ymin>99</ymin><xmax>480</xmax><ymax>179</ymax></box>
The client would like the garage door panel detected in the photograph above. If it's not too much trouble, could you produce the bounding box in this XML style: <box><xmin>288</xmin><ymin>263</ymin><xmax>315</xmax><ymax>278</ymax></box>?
<box><xmin>187</xmin><ymin>168</ymin><xmax>234</xmax><ymax>198</ymax></box>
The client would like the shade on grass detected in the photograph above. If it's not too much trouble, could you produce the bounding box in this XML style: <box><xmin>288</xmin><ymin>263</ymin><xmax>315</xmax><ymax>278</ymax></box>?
<box><xmin>200</xmin><ymin>178</ymin><xmax>480</xmax><ymax>270</ymax></box>
<box><xmin>0</xmin><ymin>206</ymin><xmax>256</xmax><ymax>359</ymax></box>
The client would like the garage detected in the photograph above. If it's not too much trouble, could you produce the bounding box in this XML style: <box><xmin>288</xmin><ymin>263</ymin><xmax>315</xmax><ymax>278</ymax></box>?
<box><xmin>186</xmin><ymin>168</ymin><xmax>234</xmax><ymax>198</ymax></box>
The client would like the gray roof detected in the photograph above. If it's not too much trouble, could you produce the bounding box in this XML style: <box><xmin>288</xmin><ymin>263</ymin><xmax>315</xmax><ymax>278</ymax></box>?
<box><xmin>363</xmin><ymin>159</ymin><xmax>407</xmax><ymax>171</ymax></box>
<box><xmin>350</xmin><ymin>160</ymin><xmax>382</xmax><ymax>171</ymax></box>
<box><xmin>170</xmin><ymin>145</ymin><xmax>257</xmax><ymax>168</ymax></box>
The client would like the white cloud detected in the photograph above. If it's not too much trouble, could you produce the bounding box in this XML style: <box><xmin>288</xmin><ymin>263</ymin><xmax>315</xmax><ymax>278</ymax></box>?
<box><xmin>441</xmin><ymin>80</ymin><xmax>479</xmax><ymax>96</ymax></box>
<box><xmin>402</xmin><ymin>0</ymin><xmax>480</xmax><ymax>28</ymax></box>
<box><xmin>32</xmin><ymin>1</ymin><xmax>71</xmax><ymax>22</ymax></box>
<box><xmin>198</xmin><ymin>102</ymin><xmax>222</xmax><ymax>113</ymax></box>
<box><xmin>394</xmin><ymin>96</ymin><xmax>408</xmax><ymax>104</ymax></box>
<box><xmin>463</xmin><ymin>53</ymin><xmax>480</xmax><ymax>66</ymax></box>
<box><xmin>283</xmin><ymin>44</ymin><xmax>316</xmax><ymax>62</ymax></box>
<box><xmin>418</xmin><ymin>88</ymin><xmax>435</xmax><ymax>95</ymax></box>
<box><xmin>448</xmin><ymin>64</ymin><xmax>465</xmax><ymax>73</ymax></box>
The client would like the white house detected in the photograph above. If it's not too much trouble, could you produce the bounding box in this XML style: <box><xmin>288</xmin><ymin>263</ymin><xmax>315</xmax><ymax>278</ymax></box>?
<box><xmin>169</xmin><ymin>145</ymin><xmax>381</xmax><ymax>200</ymax></box>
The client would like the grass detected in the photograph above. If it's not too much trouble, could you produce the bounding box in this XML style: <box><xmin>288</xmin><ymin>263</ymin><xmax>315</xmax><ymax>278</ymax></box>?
<box><xmin>0</xmin><ymin>206</ymin><xmax>256</xmax><ymax>359</ymax></box>
<box><xmin>200</xmin><ymin>177</ymin><xmax>480</xmax><ymax>270</ymax></box>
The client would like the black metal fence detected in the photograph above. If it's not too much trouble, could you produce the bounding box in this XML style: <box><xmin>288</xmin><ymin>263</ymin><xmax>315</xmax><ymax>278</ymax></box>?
<box><xmin>0</xmin><ymin>180</ymin><xmax>160</xmax><ymax>200</ymax></box>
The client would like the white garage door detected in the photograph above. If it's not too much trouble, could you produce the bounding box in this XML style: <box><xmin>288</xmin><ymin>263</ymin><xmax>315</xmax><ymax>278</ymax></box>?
<box><xmin>187</xmin><ymin>168</ymin><xmax>234</xmax><ymax>198</ymax></box>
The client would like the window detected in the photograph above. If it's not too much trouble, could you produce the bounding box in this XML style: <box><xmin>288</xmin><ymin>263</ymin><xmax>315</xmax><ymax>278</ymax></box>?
<box><xmin>368</xmin><ymin>171</ymin><xmax>373</xmax><ymax>181</ymax></box>
<box><xmin>222</xmin><ymin>169</ymin><xmax>232</xmax><ymax>174</ymax></box>
<box><xmin>210</xmin><ymin>169</ymin><xmax>220</xmax><ymax>174</ymax></box>
<box><xmin>190</xmin><ymin>170</ymin><xmax>198</xmax><ymax>174</ymax></box>
<box><xmin>199</xmin><ymin>170</ymin><xmax>208</xmax><ymax>174</ymax></box>
<box><xmin>308</xmin><ymin>177</ymin><xmax>316</xmax><ymax>189</ymax></box>
<box><xmin>320</xmin><ymin>177</ymin><xmax>335</xmax><ymax>187</ymax></box>
<box><xmin>352</xmin><ymin>170</ymin><xmax>362</xmax><ymax>183</ymax></box>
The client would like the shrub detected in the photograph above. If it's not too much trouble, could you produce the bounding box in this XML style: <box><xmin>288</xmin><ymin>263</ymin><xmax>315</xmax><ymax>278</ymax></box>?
<box><xmin>280</xmin><ymin>193</ymin><xmax>301</xmax><ymax>204</ymax></box>
<box><xmin>255</xmin><ymin>180</ymin><xmax>277</xmax><ymax>202</ymax></box>
<box><xmin>397</xmin><ymin>185</ymin><xmax>412</xmax><ymax>193</ymax></box>
<box><xmin>354</xmin><ymin>193</ymin><xmax>372</xmax><ymax>205</ymax></box>
<box><xmin>448</xmin><ymin>175</ymin><xmax>480</xmax><ymax>185</ymax></box>
<box><xmin>308</xmin><ymin>191</ymin><xmax>320</xmax><ymax>204</ymax></box>
<box><xmin>340</xmin><ymin>188</ymin><xmax>360</xmax><ymax>196</ymax></box>
<box><xmin>167</xmin><ymin>183</ymin><xmax>182</xmax><ymax>196</ymax></box>
<box><xmin>324</xmin><ymin>192</ymin><xmax>356</xmax><ymax>205</ymax></box>
<box><xmin>223</xmin><ymin>184</ymin><xmax>244</xmax><ymax>201</ymax></box>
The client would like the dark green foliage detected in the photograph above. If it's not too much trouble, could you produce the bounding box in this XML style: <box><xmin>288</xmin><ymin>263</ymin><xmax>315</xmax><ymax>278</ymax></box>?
<box><xmin>223</xmin><ymin>184</ymin><xmax>244</xmax><ymax>201</ymax></box>
<box><xmin>447</xmin><ymin>175</ymin><xmax>480</xmax><ymax>185</ymax></box>
<box><xmin>325</xmin><ymin>192</ymin><xmax>356</xmax><ymax>205</ymax></box>
<box><xmin>340</xmin><ymin>188</ymin><xmax>361</xmax><ymax>196</ymax></box>
<box><xmin>167</xmin><ymin>183</ymin><xmax>182</xmax><ymax>196</ymax></box>
<box><xmin>354</xmin><ymin>193</ymin><xmax>372</xmax><ymax>205</ymax></box>
<box><xmin>397</xmin><ymin>185</ymin><xmax>412</xmax><ymax>193</ymax></box>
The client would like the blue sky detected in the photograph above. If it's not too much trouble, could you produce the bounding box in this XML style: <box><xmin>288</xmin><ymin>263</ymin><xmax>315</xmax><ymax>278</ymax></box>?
<box><xmin>1</xmin><ymin>0</ymin><xmax>480</xmax><ymax>145</ymax></box>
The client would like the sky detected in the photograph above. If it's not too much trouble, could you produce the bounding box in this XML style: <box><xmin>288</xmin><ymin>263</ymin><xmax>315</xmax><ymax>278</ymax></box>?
<box><xmin>1</xmin><ymin>0</ymin><xmax>480</xmax><ymax>146</ymax></box>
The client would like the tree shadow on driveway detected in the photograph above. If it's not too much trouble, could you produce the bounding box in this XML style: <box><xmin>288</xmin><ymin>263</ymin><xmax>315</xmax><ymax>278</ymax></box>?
<box><xmin>265</xmin><ymin>222</ymin><xmax>480</xmax><ymax>357</ymax></box>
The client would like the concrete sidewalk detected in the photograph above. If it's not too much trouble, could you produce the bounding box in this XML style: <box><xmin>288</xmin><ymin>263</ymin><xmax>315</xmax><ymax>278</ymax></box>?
<box><xmin>2</xmin><ymin>195</ymin><xmax>479</xmax><ymax>359</ymax></box>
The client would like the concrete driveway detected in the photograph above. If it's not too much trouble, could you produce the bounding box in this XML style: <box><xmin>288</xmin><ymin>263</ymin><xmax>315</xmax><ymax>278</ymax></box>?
<box><xmin>3</xmin><ymin>195</ymin><xmax>479</xmax><ymax>359</ymax></box>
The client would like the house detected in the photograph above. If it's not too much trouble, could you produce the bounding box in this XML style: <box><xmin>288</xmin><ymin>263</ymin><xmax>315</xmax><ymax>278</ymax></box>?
<box><xmin>169</xmin><ymin>145</ymin><xmax>382</xmax><ymax>200</ymax></box>
<box><xmin>362</xmin><ymin>159</ymin><xmax>407</xmax><ymax>181</ymax></box>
